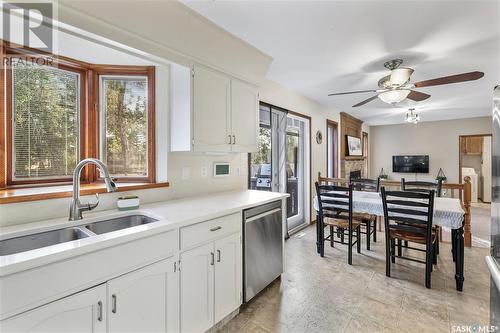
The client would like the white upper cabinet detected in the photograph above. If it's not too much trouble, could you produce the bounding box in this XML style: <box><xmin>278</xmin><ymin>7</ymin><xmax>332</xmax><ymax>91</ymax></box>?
<box><xmin>171</xmin><ymin>63</ymin><xmax>259</xmax><ymax>153</ymax></box>
<box><xmin>230</xmin><ymin>79</ymin><xmax>258</xmax><ymax>153</ymax></box>
<box><xmin>192</xmin><ymin>65</ymin><xmax>232</xmax><ymax>152</ymax></box>
<box><xmin>0</xmin><ymin>284</ymin><xmax>107</xmax><ymax>333</ymax></box>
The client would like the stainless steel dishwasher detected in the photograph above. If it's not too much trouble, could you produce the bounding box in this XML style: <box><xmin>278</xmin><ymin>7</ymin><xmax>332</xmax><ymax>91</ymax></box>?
<box><xmin>243</xmin><ymin>200</ymin><xmax>283</xmax><ymax>302</ymax></box>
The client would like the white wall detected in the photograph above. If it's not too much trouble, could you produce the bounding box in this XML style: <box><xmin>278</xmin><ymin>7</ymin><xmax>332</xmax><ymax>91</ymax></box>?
<box><xmin>370</xmin><ymin>117</ymin><xmax>491</xmax><ymax>183</ymax></box>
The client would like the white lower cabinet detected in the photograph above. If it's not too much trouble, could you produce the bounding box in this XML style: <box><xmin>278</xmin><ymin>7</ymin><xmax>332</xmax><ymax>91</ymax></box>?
<box><xmin>1</xmin><ymin>258</ymin><xmax>178</xmax><ymax>333</ymax></box>
<box><xmin>180</xmin><ymin>232</ymin><xmax>242</xmax><ymax>333</ymax></box>
<box><xmin>0</xmin><ymin>284</ymin><xmax>107</xmax><ymax>333</ymax></box>
<box><xmin>214</xmin><ymin>233</ymin><xmax>242</xmax><ymax>323</ymax></box>
<box><xmin>107</xmin><ymin>257</ymin><xmax>178</xmax><ymax>333</ymax></box>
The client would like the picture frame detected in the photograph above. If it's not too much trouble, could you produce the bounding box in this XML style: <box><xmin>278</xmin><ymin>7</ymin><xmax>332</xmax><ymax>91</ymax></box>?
<box><xmin>346</xmin><ymin>135</ymin><xmax>362</xmax><ymax>156</ymax></box>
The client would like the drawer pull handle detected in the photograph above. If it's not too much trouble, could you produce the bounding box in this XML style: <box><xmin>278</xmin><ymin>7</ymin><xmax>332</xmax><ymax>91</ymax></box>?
<box><xmin>112</xmin><ymin>294</ymin><xmax>117</xmax><ymax>314</ymax></box>
<box><xmin>97</xmin><ymin>301</ymin><xmax>103</xmax><ymax>322</ymax></box>
<box><xmin>210</xmin><ymin>226</ymin><xmax>222</xmax><ymax>232</ymax></box>
<box><xmin>217</xmin><ymin>249</ymin><xmax>221</xmax><ymax>262</ymax></box>
<box><xmin>210</xmin><ymin>252</ymin><xmax>215</xmax><ymax>265</ymax></box>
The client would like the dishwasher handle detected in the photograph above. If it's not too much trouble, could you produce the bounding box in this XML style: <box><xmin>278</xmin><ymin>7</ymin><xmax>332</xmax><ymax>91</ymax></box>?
<box><xmin>244</xmin><ymin>208</ymin><xmax>281</xmax><ymax>223</ymax></box>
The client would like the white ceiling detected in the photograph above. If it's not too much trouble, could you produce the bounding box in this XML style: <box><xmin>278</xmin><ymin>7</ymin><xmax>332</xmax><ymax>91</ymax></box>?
<box><xmin>183</xmin><ymin>0</ymin><xmax>500</xmax><ymax>125</ymax></box>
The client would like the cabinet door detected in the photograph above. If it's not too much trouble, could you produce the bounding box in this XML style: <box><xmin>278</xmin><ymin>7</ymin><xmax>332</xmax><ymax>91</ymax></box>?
<box><xmin>214</xmin><ymin>233</ymin><xmax>242</xmax><ymax>323</ymax></box>
<box><xmin>180</xmin><ymin>242</ymin><xmax>215</xmax><ymax>333</ymax></box>
<box><xmin>107</xmin><ymin>258</ymin><xmax>175</xmax><ymax>333</ymax></box>
<box><xmin>0</xmin><ymin>284</ymin><xmax>106</xmax><ymax>333</ymax></box>
<box><xmin>230</xmin><ymin>79</ymin><xmax>259</xmax><ymax>153</ymax></box>
<box><xmin>193</xmin><ymin>65</ymin><xmax>231</xmax><ymax>152</ymax></box>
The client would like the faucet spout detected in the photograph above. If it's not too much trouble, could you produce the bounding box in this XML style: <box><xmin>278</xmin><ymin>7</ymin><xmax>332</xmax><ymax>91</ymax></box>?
<box><xmin>69</xmin><ymin>158</ymin><xmax>117</xmax><ymax>221</ymax></box>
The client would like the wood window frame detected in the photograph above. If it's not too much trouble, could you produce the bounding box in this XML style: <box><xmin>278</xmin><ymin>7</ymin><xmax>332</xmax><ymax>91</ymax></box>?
<box><xmin>93</xmin><ymin>66</ymin><xmax>156</xmax><ymax>183</ymax></box>
<box><xmin>1</xmin><ymin>40</ymin><xmax>156</xmax><ymax>190</ymax></box>
<box><xmin>326</xmin><ymin>119</ymin><xmax>339</xmax><ymax>178</ymax></box>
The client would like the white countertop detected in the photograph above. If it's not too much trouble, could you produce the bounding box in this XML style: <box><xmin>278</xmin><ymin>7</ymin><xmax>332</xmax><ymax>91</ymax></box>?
<box><xmin>0</xmin><ymin>190</ymin><xmax>288</xmax><ymax>276</ymax></box>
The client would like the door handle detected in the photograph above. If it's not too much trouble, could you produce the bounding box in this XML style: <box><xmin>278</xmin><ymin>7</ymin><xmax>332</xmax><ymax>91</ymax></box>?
<box><xmin>112</xmin><ymin>294</ymin><xmax>117</xmax><ymax>314</ymax></box>
<box><xmin>228</xmin><ymin>135</ymin><xmax>232</xmax><ymax>144</ymax></box>
<box><xmin>210</xmin><ymin>252</ymin><xmax>215</xmax><ymax>265</ymax></box>
<box><xmin>97</xmin><ymin>301</ymin><xmax>103</xmax><ymax>322</ymax></box>
<box><xmin>233</xmin><ymin>135</ymin><xmax>236</xmax><ymax>144</ymax></box>
<box><xmin>217</xmin><ymin>249</ymin><xmax>221</xmax><ymax>262</ymax></box>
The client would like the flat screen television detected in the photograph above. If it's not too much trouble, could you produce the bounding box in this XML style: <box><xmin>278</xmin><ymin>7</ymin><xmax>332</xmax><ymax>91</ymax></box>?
<box><xmin>392</xmin><ymin>155</ymin><xmax>429</xmax><ymax>173</ymax></box>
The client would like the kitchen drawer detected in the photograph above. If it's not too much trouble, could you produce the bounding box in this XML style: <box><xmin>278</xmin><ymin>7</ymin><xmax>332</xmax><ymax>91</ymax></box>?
<box><xmin>180</xmin><ymin>213</ymin><xmax>240</xmax><ymax>250</ymax></box>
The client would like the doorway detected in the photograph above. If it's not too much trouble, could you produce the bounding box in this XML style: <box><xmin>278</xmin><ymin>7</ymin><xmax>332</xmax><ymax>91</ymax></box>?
<box><xmin>459</xmin><ymin>134</ymin><xmax>492</xmax><ymax>246</ymax></box>
<box><xmin>249</xmin><ymin>103</ymin><xmax>310</xmax><ymax>234</ymax></box>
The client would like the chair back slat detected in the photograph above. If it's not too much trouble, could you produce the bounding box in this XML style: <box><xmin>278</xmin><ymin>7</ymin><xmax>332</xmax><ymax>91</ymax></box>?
<box><xmin>350</xmin><ymin>177</ymin><xmax>380</xmax><ymax>192</ymax></box>
<box><xmin>381</xmin><ymin>187</ymin><xmax>435</xmax><ymax>237</ymax></box>
<box><xmin>401</xmin><ymin>178</ymin><xmax>442</xmax><ymax>197</ymax></box>
<box><xmin>315</xmin><ymin>182</ymin><xmax>353</xmax><ymax>222</ymax></box>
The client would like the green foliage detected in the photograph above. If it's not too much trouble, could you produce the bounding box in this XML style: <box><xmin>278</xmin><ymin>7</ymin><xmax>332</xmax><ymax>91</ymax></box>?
<box><xmin>103</xmin><ymin>78</ymin><xmax>148</xmax><ymax>176</ymax></box>
<box><xmin>13</xmin><ymin>62</ymin><xmax>78</xmax><ymax>179</ymax></box>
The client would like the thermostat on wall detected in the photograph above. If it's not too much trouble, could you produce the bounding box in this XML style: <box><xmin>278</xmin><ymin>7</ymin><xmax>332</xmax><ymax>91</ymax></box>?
<box><xmin>214</xmin><ymin>162</ymin><xmax>230</xmax><ymax>177</ymax></box>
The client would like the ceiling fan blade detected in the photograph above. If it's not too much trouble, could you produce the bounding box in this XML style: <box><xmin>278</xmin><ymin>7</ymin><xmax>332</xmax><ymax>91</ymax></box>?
<box><xmin>352</xmin><ymin>95</ymin><xmax>378</xmax><ymax>107</ymax></box>
<box><xmin>407</xmin><ymin>90</ymin><xmax>431</xmax><ymax>101</ymax></box>
<box><xmin>414</xmin><ymin>71</ymin><xmax>484</xmax><ymax>88</ymax></box>
<box><xmin>328</xmin><ymin>89</ymin><xmax>377</xmax><ymax>96</ymax></box>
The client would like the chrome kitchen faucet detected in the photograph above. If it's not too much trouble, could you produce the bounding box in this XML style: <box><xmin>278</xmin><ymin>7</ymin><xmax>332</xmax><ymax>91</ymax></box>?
<box><xmin>69</xmin><ymin>158</ymin><xmax>117</xmax><ymax>221</ymax></box>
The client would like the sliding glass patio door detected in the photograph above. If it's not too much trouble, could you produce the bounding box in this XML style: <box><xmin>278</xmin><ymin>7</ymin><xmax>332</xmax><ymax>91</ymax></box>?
<box><xmin>249</xmin><ymin>103</ymin><xmax>310</xmax><ymax>234</ymax></box>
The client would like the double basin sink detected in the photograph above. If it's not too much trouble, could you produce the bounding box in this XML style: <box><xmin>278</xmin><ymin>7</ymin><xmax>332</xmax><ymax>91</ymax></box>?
<box><xmin>0</xmin><ymin>214</ymin><xmax>158</xmax><ymax>256</ymax></box>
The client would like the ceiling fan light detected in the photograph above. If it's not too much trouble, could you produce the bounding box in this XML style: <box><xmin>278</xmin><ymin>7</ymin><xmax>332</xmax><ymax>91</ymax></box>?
<box><xmin>390</xmin><ymin>68</ymin><xmax>414</xmax><ymax>86</ymax></box>
<box><xmin>378</xmin><ymin>89</ymin><xmax>411</xmax><ymax>104</ymax></box>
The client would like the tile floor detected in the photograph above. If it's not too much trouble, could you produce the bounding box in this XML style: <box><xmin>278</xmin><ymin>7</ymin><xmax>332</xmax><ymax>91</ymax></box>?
<box><xmin>219</xmin><ymin>225</ymin><xmax>491</xmax><ymax>333</ymax></box>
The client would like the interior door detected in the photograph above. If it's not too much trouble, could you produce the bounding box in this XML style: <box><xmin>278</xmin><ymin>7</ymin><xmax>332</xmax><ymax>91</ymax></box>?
<box><xmin>214</xmin><ymin>232</ymin><xmax>242</xmax><ymax>323</ymax></box>
<box><xmin>180</xmin><ymin>242</ymin><xmax>214</xmax><ymax>333</ymax></box>
<box><xmin>231</xmin><ymin>79</ymin><xmax>258</xmax><ymax>152</ymax></box>
<box><xmin>107</xmin><ymin>259</ymin><xmax>172</xmax><ymax>333</ymax></box>
<box><xmin>192</xmin><ymin>64</ymin><xmax>231</xmax><ymax>152</ymax></box>
<box><xmin>0</xmin><ymin>284</ymin><xmax>106</xmax><ymax>333</ymax></box>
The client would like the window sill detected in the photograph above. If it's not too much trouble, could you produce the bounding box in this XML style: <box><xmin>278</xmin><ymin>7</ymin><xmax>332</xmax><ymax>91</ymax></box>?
<box><xmin>0</xmin><ymin>182</ymin><xmax>170</xmax><ymax>204</ymax></box>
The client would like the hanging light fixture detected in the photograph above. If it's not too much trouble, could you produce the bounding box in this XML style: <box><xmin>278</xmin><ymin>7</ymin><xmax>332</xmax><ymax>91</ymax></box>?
<box><xmin>378</xmin><ymin>89</ymin><xmax>411</xmax><ymax>104</ymax></box>
<box><xmin>405</xmin><ymin>108</ymin><xmax>420</xmax><ymax>124</ymax></box>
<box><xmin>389</xmin><ymin>68</ymin><xmax>414</xmax><ymax>86</ymax></box>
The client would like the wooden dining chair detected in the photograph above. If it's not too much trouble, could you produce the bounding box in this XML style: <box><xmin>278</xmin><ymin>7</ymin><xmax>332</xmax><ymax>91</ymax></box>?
<box><xmin>401</xmin><ymin>178</ymin><xmax>443</xmax><ymax>197</ymax></box>
<box><xmin>315</xmin><ymin>182</ymin><xmax>362</xmax><ymax>265</ymax></box>
<box><xmin>349</xmin><ymin>177</ymin><xmax>379</xmax><ymax>250</ymax></box>
<box><xmin>381</xmin><ymin>187</ymin><xmax>438</xmax><ymax>288</ymax></box>
<box><xmin>400</xmin><ymin>178</ymin><xmax>442</xmax><ymax>253</ymax></box>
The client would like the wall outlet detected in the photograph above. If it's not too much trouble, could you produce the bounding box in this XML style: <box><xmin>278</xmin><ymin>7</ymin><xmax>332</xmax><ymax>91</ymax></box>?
<box><xmin>181</xmin><ymin>167</ymin><xmax>190</xmax><ymax>180</ymax></box>
<box><xmin>201</xmin><ymin>166</ymin><xmax>208</xmax><ymax>178</ymax></box>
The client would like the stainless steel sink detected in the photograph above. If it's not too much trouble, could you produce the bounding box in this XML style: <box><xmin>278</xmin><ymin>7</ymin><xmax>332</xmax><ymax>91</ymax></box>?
<box><xmin>0</xmin><ymin>227</ymin><xmax>92</xmax><ymax>256</ymax></box>
<box><xmin>84</xmin><ymin>215</ymin><xmax>158</xmax><ymax>235</ymax></box>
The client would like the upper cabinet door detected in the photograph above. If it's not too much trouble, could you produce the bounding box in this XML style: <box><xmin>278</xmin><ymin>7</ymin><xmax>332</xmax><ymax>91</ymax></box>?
<box><xmin>0</xmin><ymin>284</ymin><xmax>106</xmax><ymax>333</ymax></box>
<box><xmin>107</xmin><ymin>259</ymin><xmax>173</xmax><ymax>333</ymax></box>
<box><xmin>193</xmin><ymin>65</ymin><xmax>231</xmax><ymax>152</ymax></box>
<box><xmin>180</xmin><ymin>242</ymin><xmax>215</xmax><ymax>333</ymax></box>
<box><xmin>230</xmin><ymin>79</ymin><xmax>259</xmax><ymax>153</ymax></box>
<box><xmin>214</xmin><ymin>232</ymin><xmax>242</xmax><ymax>323</ymax></box>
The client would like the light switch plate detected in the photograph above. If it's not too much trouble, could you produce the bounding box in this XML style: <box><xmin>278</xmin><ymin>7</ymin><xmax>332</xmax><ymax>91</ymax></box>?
<box><xmin>201</xmin><ymin>166</ymin><xmax>208</xmax><ymax>178</ymax></box>
<box><xmin>181</xmin><ymin>167</ymin><xmax>190</xmax><ymax>180</ymax></box>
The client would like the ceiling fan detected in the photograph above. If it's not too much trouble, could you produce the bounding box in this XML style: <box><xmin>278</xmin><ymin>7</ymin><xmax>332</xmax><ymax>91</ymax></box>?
<box><xmin>328</xmin><ymin>59</ymin><xmax>484</xmax><ymax>107</ymax></box>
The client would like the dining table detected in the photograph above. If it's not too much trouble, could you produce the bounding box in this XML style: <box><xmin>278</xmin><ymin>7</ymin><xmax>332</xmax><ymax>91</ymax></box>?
<box><xmin>313</xmin><ymin>190</ymin><xmax>466</xmax><ymax>291</ymax></box>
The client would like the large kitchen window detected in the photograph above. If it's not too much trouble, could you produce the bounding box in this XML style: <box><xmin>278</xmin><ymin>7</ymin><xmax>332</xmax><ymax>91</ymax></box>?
<box><xmin>10</xmin><ymin>61</ymin><xmax>81</xmax><ymax>183</ymax></box>
<box><xmin>1</xmin><ymin>45</ymin><xmax>156</xmax><ymax>189</ymax></box>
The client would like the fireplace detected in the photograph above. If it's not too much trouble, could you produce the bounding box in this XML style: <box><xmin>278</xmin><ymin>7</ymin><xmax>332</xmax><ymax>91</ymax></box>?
<box><xmin>350</xmin><ymin>170</ymin><xmax>361</xmax><ymax>180</ymax></box>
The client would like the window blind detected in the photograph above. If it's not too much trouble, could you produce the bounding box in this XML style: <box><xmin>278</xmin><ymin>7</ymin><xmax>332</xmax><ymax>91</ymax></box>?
<box><xmin>12</xmin><ymin>62</ymin><xmax>79</xmax><ymax>180</ymax></box>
